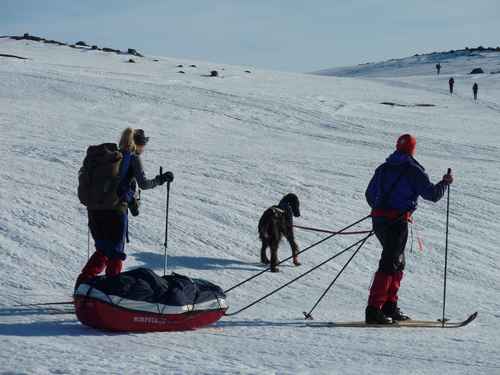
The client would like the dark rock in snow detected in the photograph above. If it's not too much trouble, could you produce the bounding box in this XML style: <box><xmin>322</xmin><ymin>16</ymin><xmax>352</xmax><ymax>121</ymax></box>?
<box><xmin>178</xmin><ymin>70</ymin><xmax>185</xmax><ymax>74</ymax></box>
<box><xmin>91</xmin><ymin>45</ymin><xmax>99</xmax><ymax>50</ymax></box>
<box><xmin>76</xmin><ymin>41</ymin><xmax>88</xmax><ymax>47</ymax></box>
<box><xmin>128</xmin><ymin>48</ymin><xmax>143</xmax><ymax>57</ymax></box>
<box><xmin>12</xmin><ymin>33</ymin><xmax>44</xmax><ymax>42</ymax></box>
<box><xmin>381</xmin><ymin>102</ymin><xmax>436</xmax><ymax>108</ymax></box>
<box><xmin>102</xmin><ymin>47</ymin><xmax>121</xmax><ymax>54</ymax></box>
<box><xmin>189</xmin><ymin>64</ymin><xmax>197</xmax><ymax>68</ymax></box>
<box><xmin>210</xmin><ymin>70</ymin><xmax>219</xmax><ymax>77</ymax></box>
<box><xmin>177</xmin><ymin>64</ymin><xmax>184</xmax><ymax>68</ymax></box>
<box><xmin>381</xmin><ymin>102</ymin><xmax>404</xmax><ymax>107</ymax></box>
<box><xmin>44</xmin><ymin>39</ymin><xmax>66</xmax><ymax>46</ymax></box>
<box><xmin>127</xmin><ymin>58</ymin><xmax>136</xmax><ymax>63</ymax></box>
<box><xmin>469</xmin><ymin>68</ymin><xmax>484</xmax><ymax>74</ymax></box>
<box><xmin>245</xmin><ymin>70</ymin><xmax>251</xmax><ymax>73</ymax></box>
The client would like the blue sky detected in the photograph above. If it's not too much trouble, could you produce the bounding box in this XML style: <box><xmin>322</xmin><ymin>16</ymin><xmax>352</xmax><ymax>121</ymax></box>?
<box><xmin>2</xmin><ymin>0</ymin><xmax>499</xmax><ymax>71</ymax></box>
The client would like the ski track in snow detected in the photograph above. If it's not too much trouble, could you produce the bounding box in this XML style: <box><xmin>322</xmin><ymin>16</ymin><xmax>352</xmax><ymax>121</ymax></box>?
<box><xmin>0</xmin><ymin>39</ymin><xmax>499</xmax><ymax>374</ymax></box>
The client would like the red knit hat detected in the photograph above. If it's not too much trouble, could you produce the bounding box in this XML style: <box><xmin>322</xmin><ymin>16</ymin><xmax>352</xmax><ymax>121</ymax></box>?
<box><xmin>396</xmin><ymin>134</ymin><xmax>416</xmax><ymax>155</ymax></box>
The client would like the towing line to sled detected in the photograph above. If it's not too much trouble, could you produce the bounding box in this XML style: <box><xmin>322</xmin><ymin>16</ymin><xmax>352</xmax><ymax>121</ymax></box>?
<box><xmin>0</xmin><ymin>301</ymin><xmax>74</xmax><ymax>316</ymax></box>
<box><xmin>225</xmin><ymin>231</ymin><xmax>374</xmax><ymax>317</ymax></box>
<box><xmin>293</xmin><ymin>225</ymin><xmax>372</xmax><ymax>235</ymax></box>
<box><xmin>14</xmin><ymin>301</ymin><xmax>74</xmax><ymax>307</ymax></box>
<box><xmin>224</xmin><ymin>214</ymin><xmax>372</xmax><ymax>294</ymax></box>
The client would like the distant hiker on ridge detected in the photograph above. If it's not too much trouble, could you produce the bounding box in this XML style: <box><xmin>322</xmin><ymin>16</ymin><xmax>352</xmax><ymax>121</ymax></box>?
<box><xmin>436</xmin><ymin>63</ymin><xmax>441</xmax><ymax>76</ymax></box>
<box><xmin>76</xmin><ymin>128</ymin><xmax>173</xmax><ymax>287</ymax></box>
<box><xmin>473</xmin><ymin>82</ymin><xmax>478</xmax><ymax>101</ymax></box>
<box><xmin>364</xmin><ymin>134</ymin><xmax>453</xmax><ymax>324</ymax></box>
<box><xmin>448</xmin><ymin>77</ymin><xmax>455</xmax><ymax>95</ymax></box>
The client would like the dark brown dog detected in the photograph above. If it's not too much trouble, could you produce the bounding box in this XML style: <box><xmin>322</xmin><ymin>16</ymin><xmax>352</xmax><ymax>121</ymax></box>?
<box><xmin>258</xmin><ymin>193</ymin><xmax>301</xmax><ymax>272</ymax></box>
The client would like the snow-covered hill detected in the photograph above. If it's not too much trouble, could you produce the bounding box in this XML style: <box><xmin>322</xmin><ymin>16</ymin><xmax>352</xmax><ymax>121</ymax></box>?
<box><xmin>314</xmin><ymin>49</ymin><xmax>500</xmax><ymax>78</ymax></box>
<box><xmin>1</xmin><ymin>38</ymin><xmax>499</xmax><ymax>374</ymax></box>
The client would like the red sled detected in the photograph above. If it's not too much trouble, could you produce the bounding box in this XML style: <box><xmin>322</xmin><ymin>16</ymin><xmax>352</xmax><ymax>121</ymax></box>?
<box><xmin>74</xmin><ymin>268</ymin><xmax>228</xmax><ymax>332</ymax></box>
<box><xmin>74</xmin><ymin>295</ymin><xmax>227</xmax><ymax>332</ymax></box>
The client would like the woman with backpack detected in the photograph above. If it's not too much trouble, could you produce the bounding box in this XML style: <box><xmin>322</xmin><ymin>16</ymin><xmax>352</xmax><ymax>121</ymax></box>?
<box><xmin>75</xmin><ymin>128</ymin><xmax>173</xmax><ymax>287</ymax></box>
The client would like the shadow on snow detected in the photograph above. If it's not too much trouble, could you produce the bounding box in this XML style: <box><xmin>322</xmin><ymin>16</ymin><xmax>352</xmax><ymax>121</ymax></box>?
<box><xmin>0</xmin><ymin>319</ymin><xmax>129</xmax><ymax>337</ymax></box>
<box><xmin>132</xmin><ymin>251</ymin><xmax>261</xmax><ymax>272</ymax></box>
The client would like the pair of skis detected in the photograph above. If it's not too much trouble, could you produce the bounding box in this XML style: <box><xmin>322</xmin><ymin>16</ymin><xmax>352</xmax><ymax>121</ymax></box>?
<box><xmin>305</xmin><ymin>312</ymin><xmax>478</xmax><ymax>329</ymax></box>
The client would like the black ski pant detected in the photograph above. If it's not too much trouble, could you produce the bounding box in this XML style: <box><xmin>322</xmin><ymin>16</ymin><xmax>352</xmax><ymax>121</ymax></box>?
<box><xmin>373</xmin><ymin>217</ymin><xmax>408</xmax><ymax>274</ymax></box>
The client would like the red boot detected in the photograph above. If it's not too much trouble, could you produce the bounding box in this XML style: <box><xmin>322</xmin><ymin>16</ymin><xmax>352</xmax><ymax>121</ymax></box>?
<box><xmin>106</xmin><ymin>258</ymin><xmax>123</xmax><ymax>277</ymax></box>
<box><xmin>387</xmin><ymin>271</ymin><xmax>403</xmax><ymax>304</ymax></box>
<box><xmin>367</xmin><ymin>271</ymin><xmax>392</xmax><ymax>309</ymax></box>
<box><xmin>382</xmin><ymin>271</ymin><xmax>410</xmax><ymax>321</ymax></box>
<box><xmin>75</xmin><ymin>251</ymin><xmax>108</xmax><ymax>288</ymax></box>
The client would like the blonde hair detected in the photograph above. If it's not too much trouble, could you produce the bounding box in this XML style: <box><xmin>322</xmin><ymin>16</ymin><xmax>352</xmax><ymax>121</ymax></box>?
<box><xmin>119</xmin><ymin>127</ymin><xmax>136</xmax><ymax>152</ymax></box>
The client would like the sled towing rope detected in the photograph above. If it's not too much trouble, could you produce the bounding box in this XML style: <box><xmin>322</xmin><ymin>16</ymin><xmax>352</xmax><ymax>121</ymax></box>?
<box><xmin>14</xmin><ymin>301</ymin><xmax>74</xmax><ymax>307</ymax></box>
<box><xmin>293</xmin><ymin>225</ymin><xmax>372</xmax><ymax>236</ymax></box>
<box><xmin>303</xmin><ymin>234</ymin><xmax>371</xmax><ymax>320</ymax></box>
<box><xmin>224</xmin><ymin>231</ymin><xmax>374</xmax><ymax>317</ymax></box>
<box><xmin>224</xmin><ymin>214</ymin><xmax>372</xmax><ymax>294</ymax></box>
<box><xmin>224</xmin><ymin>212</ymin><xmax>420</xmax><ymax>318</ymax></box>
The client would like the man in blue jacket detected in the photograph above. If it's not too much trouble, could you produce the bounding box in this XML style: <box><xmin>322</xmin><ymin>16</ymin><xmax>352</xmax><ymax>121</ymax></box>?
<box><xmin>365</xmin><ymin>134</ymin><xmax>453</xmax><ymax>324</ymax></box>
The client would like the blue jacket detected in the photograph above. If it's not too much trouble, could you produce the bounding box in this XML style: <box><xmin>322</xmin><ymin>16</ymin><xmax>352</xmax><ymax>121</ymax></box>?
<box><xmin>365</xmin><ymin>151</ymin><xmax>447</xmax><ymax>213</ymax></box>
<box><xmin>117</xmin><ymin>152</ymin><xmax>159</xmax><ymax>203</ymax></box>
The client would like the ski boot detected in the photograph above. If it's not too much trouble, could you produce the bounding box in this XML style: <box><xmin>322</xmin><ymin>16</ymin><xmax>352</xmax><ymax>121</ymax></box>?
<box><xmin>382</xmin><ymin>301</ymin><xmax>410</xmax><ymax>321</ymax></box>
<box><xmin>365</xmin><ymin>305</ymin><xmax>393</xmax><ymax>324</ymax></box>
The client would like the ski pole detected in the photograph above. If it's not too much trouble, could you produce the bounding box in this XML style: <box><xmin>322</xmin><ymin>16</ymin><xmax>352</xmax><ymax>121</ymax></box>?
<box><xmin>441</xmin><ymin>168</ymin><xmax>451</xmax><ymax>327</ymax></box>
<box><xmin>303</xmin><ymin>234</ymin><xmax>370</xmax><ymax>320</ymax></box>
<box><xmin>160</xmin><ymin>166</ymin><xmax>171</xmax><ymax>277</ymax></box>
<box><xmin>87</xmin><ymin>225</ymin><xmax>90</xmax><ymax>260</ymax></box>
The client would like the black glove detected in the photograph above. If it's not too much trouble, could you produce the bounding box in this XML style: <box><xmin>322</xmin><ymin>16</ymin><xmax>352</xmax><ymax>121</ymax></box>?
<box><xmin>155</xmin><ymin>171</ymin><xmax>174</xmax><ymax>185</ymax></box>
<box><xmin>442</xmin><ymin>173</ymin><xmax>453</xmax><ymax>185</ymax></box>
<box><xmin>164</xmin><ymin>171</ymin><xmax>174</xmax><ymax>183</ymax></box>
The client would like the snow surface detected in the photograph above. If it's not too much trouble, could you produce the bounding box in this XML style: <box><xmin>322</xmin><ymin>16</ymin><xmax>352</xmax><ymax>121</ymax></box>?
<box><xmin>0</xmin><ymin>39</ymin><xmax>499</xmax><ymax>375</ymax></box>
